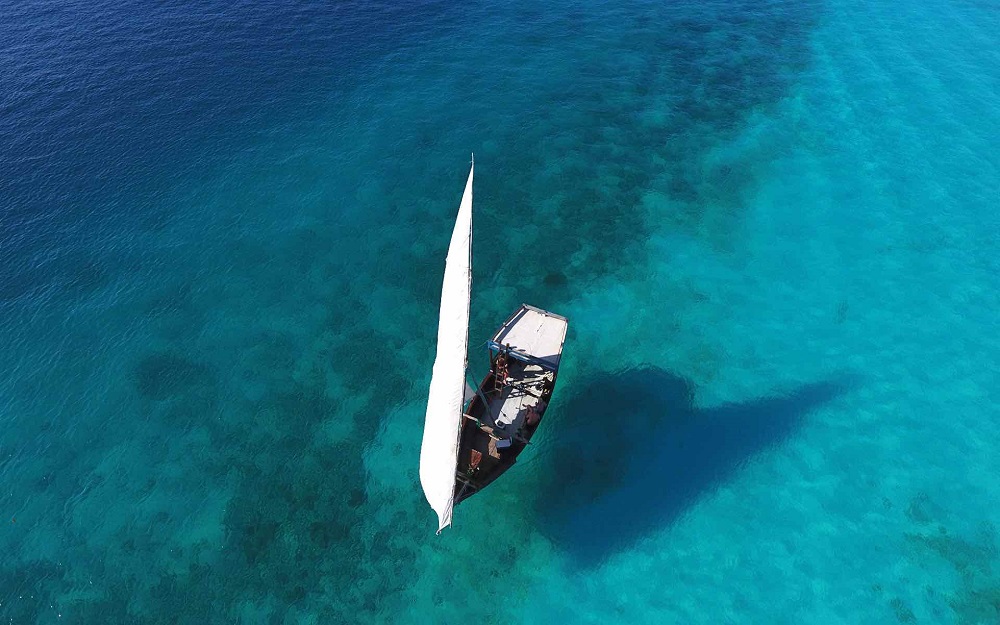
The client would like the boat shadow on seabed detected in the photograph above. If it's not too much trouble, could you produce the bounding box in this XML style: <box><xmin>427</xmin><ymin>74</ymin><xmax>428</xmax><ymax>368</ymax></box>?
<box><xmin>529</xmin><ymin>366</ymin><xmax>854</xmax><ymax>566</ymax></box>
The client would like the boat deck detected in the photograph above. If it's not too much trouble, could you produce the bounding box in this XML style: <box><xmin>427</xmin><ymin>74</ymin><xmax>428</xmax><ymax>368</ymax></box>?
<box><xmin>486</xmin><ymin>361</ymin><xmax>549</xmax><ymax>439</ymax></box>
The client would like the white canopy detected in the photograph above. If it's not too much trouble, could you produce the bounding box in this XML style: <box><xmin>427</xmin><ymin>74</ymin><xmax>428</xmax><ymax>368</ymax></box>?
<box><xmin>419</xmin><ymin>157</ymin><xmax>474</xmax><ymax>533</ymax></box>
<box><xmin>492</xmin><ymin>305</ymin><xmax>568</xmax><ymax>371</ymax></box>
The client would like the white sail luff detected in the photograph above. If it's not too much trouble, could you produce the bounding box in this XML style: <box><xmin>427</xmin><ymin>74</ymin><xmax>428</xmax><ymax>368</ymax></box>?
<box><xmin>419</xmin><ymin>157</ymin><xmax>474</xmax><ymax>533</ymax></box>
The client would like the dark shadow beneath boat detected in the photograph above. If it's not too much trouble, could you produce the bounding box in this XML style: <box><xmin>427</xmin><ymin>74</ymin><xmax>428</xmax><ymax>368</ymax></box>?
<box><xmin>530</xmin><ymin>366</ymin><xmax>853</xmax><ymax>566</ymax></box>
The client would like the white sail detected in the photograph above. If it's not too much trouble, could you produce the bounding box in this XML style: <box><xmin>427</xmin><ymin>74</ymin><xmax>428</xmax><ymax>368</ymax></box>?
<box><xmin>419</xmin><ymin>157</ymin><xmax>474</xmax><ymax>533</ymax></box>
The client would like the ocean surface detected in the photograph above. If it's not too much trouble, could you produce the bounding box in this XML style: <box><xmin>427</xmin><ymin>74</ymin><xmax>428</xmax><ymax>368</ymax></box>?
<box><xmin>1</xmin><ymin>0</ymin><xmax>998</xmax><ymax>622</ymax></box>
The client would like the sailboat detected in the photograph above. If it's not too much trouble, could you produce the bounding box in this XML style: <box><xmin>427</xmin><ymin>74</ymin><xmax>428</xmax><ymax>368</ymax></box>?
<box><xmin>419</xmin><ymin>156</ymin><xmax>569</xmax><ymax>533</ymax></box>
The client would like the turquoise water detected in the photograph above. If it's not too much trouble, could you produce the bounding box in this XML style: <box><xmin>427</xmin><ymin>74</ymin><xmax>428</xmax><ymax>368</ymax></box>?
<box><xmin>2</xmin><ymin>0</ymin><xmax>998</xmax><ymax>622</ymax></box>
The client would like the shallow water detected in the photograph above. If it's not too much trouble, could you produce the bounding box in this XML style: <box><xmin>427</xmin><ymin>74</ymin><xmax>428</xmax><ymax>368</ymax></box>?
<box><xmin>1</xmin><ymin>0</ymin><xmax>998</xmax><ymax>622</ymax></box>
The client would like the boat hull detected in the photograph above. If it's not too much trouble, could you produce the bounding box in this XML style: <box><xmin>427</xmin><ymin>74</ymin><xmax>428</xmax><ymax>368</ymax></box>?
<box><xmin>453</xmin><ymin>304</ymin><xmax>568</xmax><ymax>506</ymax></box>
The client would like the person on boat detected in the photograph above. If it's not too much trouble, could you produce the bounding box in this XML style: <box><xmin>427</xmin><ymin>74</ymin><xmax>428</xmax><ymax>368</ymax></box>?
<box><xmin>525</xmin><ymin>399</ymin><xmax>546</xmax><ymax>427</ymax></box>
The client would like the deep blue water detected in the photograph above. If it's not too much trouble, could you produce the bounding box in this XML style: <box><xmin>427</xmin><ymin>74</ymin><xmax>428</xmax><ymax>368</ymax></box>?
<box><xmin>2</xmin><ymin>0</ymin><xmax>998</xmax><ymax>622</ymax></box>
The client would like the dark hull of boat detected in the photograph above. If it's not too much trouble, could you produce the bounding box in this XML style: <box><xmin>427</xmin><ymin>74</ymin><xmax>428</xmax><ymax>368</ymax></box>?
<box><xmin>453</xmin><ymin>372</ymin><xmax>558</xmax><ymax>505</ymax></box>
<box><xmin>453</xmin><ymin>357</ymin><xmax>562</xmax><ymax>505</ymax></box>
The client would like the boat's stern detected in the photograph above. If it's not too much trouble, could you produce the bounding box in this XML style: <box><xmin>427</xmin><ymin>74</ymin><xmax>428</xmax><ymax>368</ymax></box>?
<box><xmin>488</xmin><ymin>304</ymin><xmax>568</xmax><ymax>372</ymax></box>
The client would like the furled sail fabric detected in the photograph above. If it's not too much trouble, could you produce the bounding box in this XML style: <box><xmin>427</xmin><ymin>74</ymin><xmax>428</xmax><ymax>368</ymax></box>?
<box><xmin>419</xmin><ymin>158</ymin><xmax>473</xmax><ymax>533</ymax></box>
